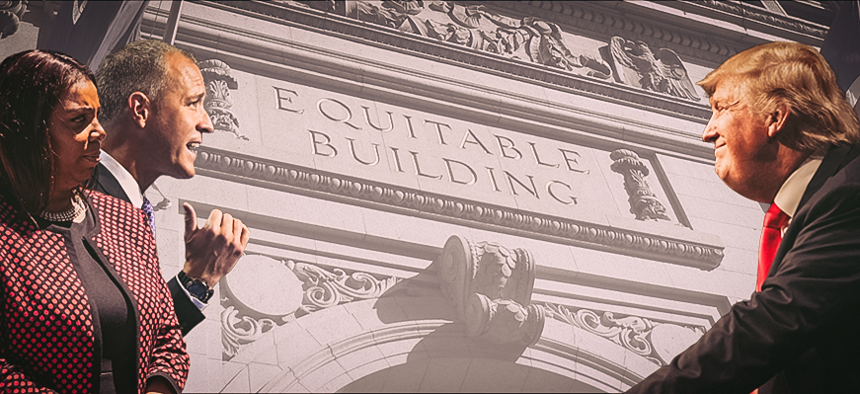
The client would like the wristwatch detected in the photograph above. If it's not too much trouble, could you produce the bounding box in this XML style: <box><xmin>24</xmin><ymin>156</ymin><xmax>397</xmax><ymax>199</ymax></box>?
<box><xmin>177</xmin><ymin>271</ymin><xmax>214</xmax><ymax>303</ymax></box>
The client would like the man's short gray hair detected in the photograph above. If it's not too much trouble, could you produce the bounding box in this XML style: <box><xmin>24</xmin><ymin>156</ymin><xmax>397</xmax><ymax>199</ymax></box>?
<box><xmin>96</xmin><ymin>39</ymin><xmax>197</xmax><ymax>123</ymax></box>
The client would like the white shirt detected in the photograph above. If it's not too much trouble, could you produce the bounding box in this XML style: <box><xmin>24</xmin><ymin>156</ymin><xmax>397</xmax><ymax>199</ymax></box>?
<box><xmin>99</xmin><ymin>150</ymin><xmax>144</xmax><ymax>208</ymax></box>
<box><xmin>773</xmin><ymin>154</ymin><xmax>824</xmax><ymax>226</ymax></box>
<box><xmin>99</xmin><ymin>150</ymin><xmax>207</xmax><ymax>310</ymax></box>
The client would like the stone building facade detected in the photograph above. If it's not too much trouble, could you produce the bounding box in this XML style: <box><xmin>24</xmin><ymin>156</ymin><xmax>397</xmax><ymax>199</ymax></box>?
<box><xmin>0</xmin><ymin>1</ymin><xmax>836</xmax><ymax>392</ymax></box>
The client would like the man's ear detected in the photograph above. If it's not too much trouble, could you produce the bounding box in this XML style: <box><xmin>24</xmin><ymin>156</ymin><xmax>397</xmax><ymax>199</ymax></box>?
<box><xmin>766</xmin><ymin>103</ymin><xmax>790</xmax><ymax>138</ymax></box>
<box><xmin>129</xmin><ymin>92</ymin><xmax>151</xmax><ymax>128</ymax></box>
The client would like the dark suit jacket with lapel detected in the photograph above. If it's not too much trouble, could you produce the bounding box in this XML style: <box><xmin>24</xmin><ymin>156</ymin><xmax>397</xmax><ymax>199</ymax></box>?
<box><xmin>93</xmin><ymin>163</ymin><xmax>205</xmax><ymax>335</ymax></box>
<box><xmin>627</xmin><ymin>144</ymin><xmax>860</xmax><ymax>394</ymax></box>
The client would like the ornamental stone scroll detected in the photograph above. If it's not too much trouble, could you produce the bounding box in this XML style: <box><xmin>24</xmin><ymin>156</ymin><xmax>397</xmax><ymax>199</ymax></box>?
<box><xmin>437</xmin><ymin>235</ymin><xmax>544</xmax><ymax>347</ymax></box>
<box><xmin>220</xmin><ymin>254</ymin><xmax>400</xmax><ymax>359</ymax></box>
<box><xmin>199</xmin><ymin>59</ymin><xmax>249</xmax><ymax>140</ymax></box>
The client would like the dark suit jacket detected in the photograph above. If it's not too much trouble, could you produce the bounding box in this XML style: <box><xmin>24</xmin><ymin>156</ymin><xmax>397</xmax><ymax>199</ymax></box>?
<box><xmin>93</xmin><ymin>163</ymin><xmax>205</xmax><ymax>335</ymax></box>
<box><xmin>627</xmin><ymin>144</ymin><xmax>860</xmax><ymax>394</ymax></box>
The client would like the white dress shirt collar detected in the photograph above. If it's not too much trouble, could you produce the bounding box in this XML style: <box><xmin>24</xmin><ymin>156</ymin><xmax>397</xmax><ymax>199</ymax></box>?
<box><xmin>99</xmin><ymin>150</ymin><xmax>145</xmax><ymax>208</ymax></box>
<box><xmin>773</xmin><ymin>153</ymin><xmax>823</xmax><ymax>218</ymax></box>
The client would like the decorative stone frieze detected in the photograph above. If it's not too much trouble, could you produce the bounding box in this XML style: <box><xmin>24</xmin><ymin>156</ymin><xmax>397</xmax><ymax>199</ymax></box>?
<box><xmin>292</xmin><ymin>259</ymin><xmax>401</xmax><ymax>317</ymax></box>
<box><xmin>221</xmin><ymin>305</ymin><xmax>277</xmax><ymax>360</ymax></box>
<box><xmin>196</xmin><ymin>148</ymin><xmax>724</xmax><ymax>269</ymax></box>
<box><xmin>219</xmin><ymin>254</ymin><xmax>400</xmax><ymax>359</ymax></box>
<box><xmin>691</xmin><ymin>0</ymin><xmax>826</xmax><ymax>38</ymax></box>
<box><xmin>182</xmin><ymin>2</ymin><xmax>714</xmax><ymax>119</ymax></box>
<box><xmin>510</xmin><ymin>1</ymin><xmax>739</xmax><ymax>61</ymax></box>
<box><xmin>438</xmin><ymin>235</ymin><xmax>544</xmax><ymax>346</ymax></box>
<box><xmin>199</xmin><ymin>59</ymin><xmax>249</xmax><ymax>140</ymax></box>
<box><xmin>610</xmin><ymin>149</ymin><xmax>670</xmax><ymax>221</ymax></box>
<box><xmin>433</xmin><ymin>235</ymin><xmax>703</xmax><ymax>358</ymax></box>
<box><xmin>300</xmin><ymin>0</ymin><xmax>613</xmax><ymax>79</ymax></box>
<box><xmin>607</xmin><ymin>37</ymin><xmax>699</xmax><ymax>101</ymax></box>
<box><xmin>542</xmin><ymin>303</ymin><xmax>704</xmax><ymax>365</ymax></box>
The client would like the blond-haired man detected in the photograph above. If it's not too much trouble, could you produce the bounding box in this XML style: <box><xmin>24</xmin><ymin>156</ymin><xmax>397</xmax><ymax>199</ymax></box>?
<box><xmin>627</xmin><ymin>42</ymin><xmax>860</xmax><ymax>393</ymax></box>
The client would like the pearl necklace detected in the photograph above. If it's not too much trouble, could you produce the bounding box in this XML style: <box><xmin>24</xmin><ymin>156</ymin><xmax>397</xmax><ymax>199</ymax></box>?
<box><xmin>40</xmin><ymin>193</ymin><xmax>86</xmax><ymax>222</ymax></box>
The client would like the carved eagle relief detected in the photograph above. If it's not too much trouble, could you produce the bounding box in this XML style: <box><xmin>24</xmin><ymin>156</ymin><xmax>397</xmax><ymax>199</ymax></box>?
<box><xmin>608</xmin><ymin>36</ymin><xmax>700</xmax><ymax>101</ymax></box>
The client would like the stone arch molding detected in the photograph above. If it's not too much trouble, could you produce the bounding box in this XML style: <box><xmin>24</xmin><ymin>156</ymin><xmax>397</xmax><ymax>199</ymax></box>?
<box><xmin>218</xmin><ymin>235</ymin><xmax>704</xmax><ymax>391</ymax></box>
<box><xmin>255</xmin><ymin>298</ymin><xmax>659</xmax><ymax>392</ymax></box>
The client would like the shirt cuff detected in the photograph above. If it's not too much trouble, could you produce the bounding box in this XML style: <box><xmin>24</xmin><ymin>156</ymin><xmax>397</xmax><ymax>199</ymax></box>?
<box><xmin>175</xmin><ymin>274</ymin><xmax>208</xmax><ymax>311</ymax></box>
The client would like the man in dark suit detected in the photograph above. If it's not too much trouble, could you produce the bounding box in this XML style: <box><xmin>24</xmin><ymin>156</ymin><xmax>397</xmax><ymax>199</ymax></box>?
<box><xmin>93</xmin><ymin>39</ymin><xmax>250</xmax><ymax>335</ymax></box>
<box><xmin>627</xmin><ymin>42</ymin><xmax>860</xmax><ymax>393</ymax></box>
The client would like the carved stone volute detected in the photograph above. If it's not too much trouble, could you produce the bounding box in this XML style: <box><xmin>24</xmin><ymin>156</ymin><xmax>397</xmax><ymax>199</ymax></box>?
<box><xmin>437</xmin><ymin>235</ymin><xmax>544</xmax><ymax>346</ymax></box>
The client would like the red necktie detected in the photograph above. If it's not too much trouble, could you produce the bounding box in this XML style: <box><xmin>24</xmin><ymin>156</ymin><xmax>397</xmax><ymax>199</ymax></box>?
<box><xmin>756</xmin><ymin>203</ymin><xmax>789</xmax><ymax>292</ymax></box>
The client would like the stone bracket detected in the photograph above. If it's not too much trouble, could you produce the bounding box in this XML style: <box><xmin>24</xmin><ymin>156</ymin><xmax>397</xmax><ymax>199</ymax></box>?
<box><xmin>437</xmin><ymin>235</ymin><xmax>545</xmax><ymax>347</ymax></box>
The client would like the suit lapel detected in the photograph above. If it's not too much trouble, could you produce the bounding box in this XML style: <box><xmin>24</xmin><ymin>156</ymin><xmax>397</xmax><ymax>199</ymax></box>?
<box><xmin>769</xmin><ymin>144</ymin><xmax>860</xmax><ymax>276</ymax></box>
<box><xmin>93</xmin><ymin>162</ymin><xmax>132</xmax><ymax>203</ymax></box>
<box><xmin>797</xmin><ymin>144</ymin><xmax>858</xmax><ymax>210</ymax></box>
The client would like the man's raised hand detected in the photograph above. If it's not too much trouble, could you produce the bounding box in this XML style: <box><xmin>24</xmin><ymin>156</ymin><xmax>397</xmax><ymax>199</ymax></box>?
<box><xmin>182</xmin><ymin>202</ymin><xmax>250</xmax><ymax>288</ymax></box>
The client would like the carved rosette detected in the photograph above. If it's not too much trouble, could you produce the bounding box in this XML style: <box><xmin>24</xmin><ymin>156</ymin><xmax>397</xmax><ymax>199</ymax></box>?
<box><xmin>438</xmin><ymin>235</ymin><xmax>544</xmax><ymax>347</ymax></box>
<box><xmin>610</xmin><ymin>149</ymin><xmax>670</xmax><ymax>221</ymax></box>
<box><xmin>199</xmin><ymin>59</ymin><xmax>248</xmax><ymax>140</ymax></box>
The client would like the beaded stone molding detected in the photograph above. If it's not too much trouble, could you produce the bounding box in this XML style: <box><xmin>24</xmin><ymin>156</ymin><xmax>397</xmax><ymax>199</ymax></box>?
<box><xmin>196</xmin><ymin>147</ymin><xmax>724</xmax><ymax>269</ymax></box>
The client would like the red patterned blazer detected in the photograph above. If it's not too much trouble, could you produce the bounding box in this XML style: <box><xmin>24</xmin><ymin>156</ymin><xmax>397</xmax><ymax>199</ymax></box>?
<box><xmin>0</xmin><ymin>190</ymin><xmax>189</xmax><ymax>393</ymax></box>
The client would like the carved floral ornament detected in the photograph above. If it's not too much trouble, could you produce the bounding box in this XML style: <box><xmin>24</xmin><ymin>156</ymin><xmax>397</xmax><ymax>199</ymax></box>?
<box><xmin>219</xmin><ymin>254</ymin><xmax>400</xmax><ymax>359</ymax></box>
<box><xmin>199</xmin><ymin>59</ymin><xmax>249</xmax><ymax>140</ymax></box>
<box><xmin>218</xmin><ymin>238</ymin><xmax>703</xmax><ymax>365</ymax></box>
<box><xmin>438</xmin><ymin>235</ymin><xmax>704</xmax><ymax>363</ymax></box>
<box><xmin>542</xmin><ymin>303</ymin><xmax>704</xmax><ymax>365</ymax></box>
<box><xmin>291</xmin><ymin>0</ymin><xmax>699</xmax><ymax>101</ymax></box>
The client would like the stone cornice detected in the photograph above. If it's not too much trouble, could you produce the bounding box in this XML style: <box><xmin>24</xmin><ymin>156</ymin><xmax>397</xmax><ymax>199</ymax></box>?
<box><xmin>199</xmin><ymin>1</ymin><xmax>711</xmax><ymax>122</ymax></box>
<box><xmin>195</xmin><ymin>146</ymin><xmax>724</xmax><ymax>270</ymax></box>
<box><xmin>687</xmin><ymin>0</ymin><xmax>827</xmax><ymax>38</ymax></box>
<box><xmin>503</xmin><ymin>1</ymin><xmax>826</xmax><ymax>63</ymax></box>
<box><xmin>497</xmin><ymin>1</ymin><xmax>739</xmax><ymax>64</ymax></box>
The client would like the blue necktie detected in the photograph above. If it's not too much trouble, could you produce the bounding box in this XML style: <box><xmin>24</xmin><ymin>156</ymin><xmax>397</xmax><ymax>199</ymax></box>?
<box><xmin>142</xmin><ymin>196</ymin><xmax>156</xmax><ymax>237</ymax></box>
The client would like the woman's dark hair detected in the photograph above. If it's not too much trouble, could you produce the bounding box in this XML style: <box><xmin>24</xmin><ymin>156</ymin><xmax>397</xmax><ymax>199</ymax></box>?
<box><xmin>0</xmin><ymin>49</ymin><xmax>95</xmax><ymax>217</ymax></box>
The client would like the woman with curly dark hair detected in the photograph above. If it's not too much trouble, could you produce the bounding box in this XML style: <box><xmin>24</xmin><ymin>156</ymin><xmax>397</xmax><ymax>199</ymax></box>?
<box><xmin>0</xmin><ymin>50</ymin><xmax>189</xmax><ymax>394</ymax></box>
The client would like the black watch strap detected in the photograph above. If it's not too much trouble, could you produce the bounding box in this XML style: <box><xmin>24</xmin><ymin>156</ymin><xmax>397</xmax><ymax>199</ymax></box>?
<box><xmin>177</xmin><ymin>271</ymin><xmax>214</xmax><ymax>303</ymax></box>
